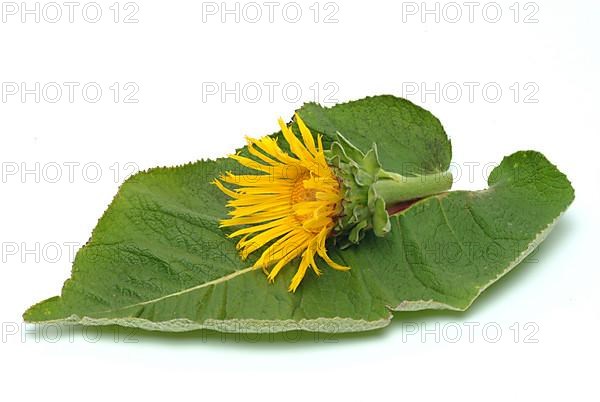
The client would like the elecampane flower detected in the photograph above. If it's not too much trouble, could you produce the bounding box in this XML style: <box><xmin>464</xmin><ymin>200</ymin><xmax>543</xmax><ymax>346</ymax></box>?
<box><xmin>214</xmin><ymin>115</ymin><xmax>349</xmax><ymax>292</ymax></box>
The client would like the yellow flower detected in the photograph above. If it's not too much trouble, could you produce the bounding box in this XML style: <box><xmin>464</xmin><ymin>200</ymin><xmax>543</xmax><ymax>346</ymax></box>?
<box><xmin>213</xmin><ymin>114</ymin><xmax>349</xmax><ymax>292</ymax></box>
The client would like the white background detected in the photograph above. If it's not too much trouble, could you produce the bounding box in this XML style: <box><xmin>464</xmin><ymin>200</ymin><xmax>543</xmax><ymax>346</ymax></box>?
<box><xmin>1</xmin><ymin>0</ymin><xmax>598</xmax><ymax>400</ymax></box>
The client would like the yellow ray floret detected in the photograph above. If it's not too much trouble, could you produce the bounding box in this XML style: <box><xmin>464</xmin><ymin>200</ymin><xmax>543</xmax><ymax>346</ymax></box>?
<box><xmin>213</xmin><ymin>114</ymin><xmax>349</xmax><ymax>292</ymax></box>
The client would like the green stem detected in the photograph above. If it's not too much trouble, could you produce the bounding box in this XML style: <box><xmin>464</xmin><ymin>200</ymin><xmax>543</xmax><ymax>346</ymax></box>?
<box><xmin>372</xmin><ymin>170</ymin><xmax>453</xmax><ymax>205</ymax></box>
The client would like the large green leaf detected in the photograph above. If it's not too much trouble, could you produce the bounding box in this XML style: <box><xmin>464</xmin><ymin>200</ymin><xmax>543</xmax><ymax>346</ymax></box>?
<box><xmin>299</xmin><ymin>95</ymin><xmax>452</xmax><ymax>175</ymax></box>
<box><xmin>23</xmin><ymin>96</ymin><xmax>573</xmax><ymax>333</ymax></box>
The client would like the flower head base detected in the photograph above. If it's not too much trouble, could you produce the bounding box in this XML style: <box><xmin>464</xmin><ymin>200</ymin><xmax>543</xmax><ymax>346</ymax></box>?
<box><xmin>213</xmin><ymin>115</ymin><xmax>349</xmax><ymax>292</ymax></box>
<box><xmin>328</xmin><ymin>132</ymin><xmax>453</xmax><ymax>247</ymax></box>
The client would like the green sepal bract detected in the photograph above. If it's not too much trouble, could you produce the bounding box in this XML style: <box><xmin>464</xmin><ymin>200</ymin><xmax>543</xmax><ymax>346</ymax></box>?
<box><xmin>327</xmin><ymin>131</ymin><xmax>453</xmax><ymax>248</ymax></box>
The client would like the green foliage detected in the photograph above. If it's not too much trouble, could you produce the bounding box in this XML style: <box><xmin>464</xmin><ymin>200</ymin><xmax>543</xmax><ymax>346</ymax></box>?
<box><xmin>23</xmin><ymin>96</ymin><xmax>574</xmax><ymax>333</ymax></box>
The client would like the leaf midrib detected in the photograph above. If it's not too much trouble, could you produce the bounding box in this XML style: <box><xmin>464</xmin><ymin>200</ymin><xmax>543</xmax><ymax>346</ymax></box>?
<box><xmin>92</xmin><ymin>266</ymin><xmax>255</xmax><ymax>316</ymax></box>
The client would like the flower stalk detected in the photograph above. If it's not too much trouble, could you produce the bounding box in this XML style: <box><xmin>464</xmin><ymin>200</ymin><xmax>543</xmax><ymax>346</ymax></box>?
<box><xmin>371</xmin><ymin>170</ymin><xmax>453</xmax><ymax>206</ymax></box>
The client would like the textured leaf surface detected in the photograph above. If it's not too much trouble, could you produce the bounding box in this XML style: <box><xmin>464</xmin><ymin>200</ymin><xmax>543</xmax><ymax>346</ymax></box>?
<box><xmin>299</xmin><ymin>95</ymin><xmax>452</xmax><ymax>175</ymax></box>
<box><xmin>23</xmin><ymin>96</ymin><xmax>574</xmax><ymax>333</ymax></box>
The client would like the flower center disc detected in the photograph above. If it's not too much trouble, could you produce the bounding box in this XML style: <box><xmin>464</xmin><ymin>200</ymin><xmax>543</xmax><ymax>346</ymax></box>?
<box><xmin>290</xmin><ymin>174</ymin><xmax>319</xmax><ymax>229</ymax></box>
<box><xmin>291</xmin><ymin>175</ymin><xmax>316</xmax><ymax>204</ymax></box>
